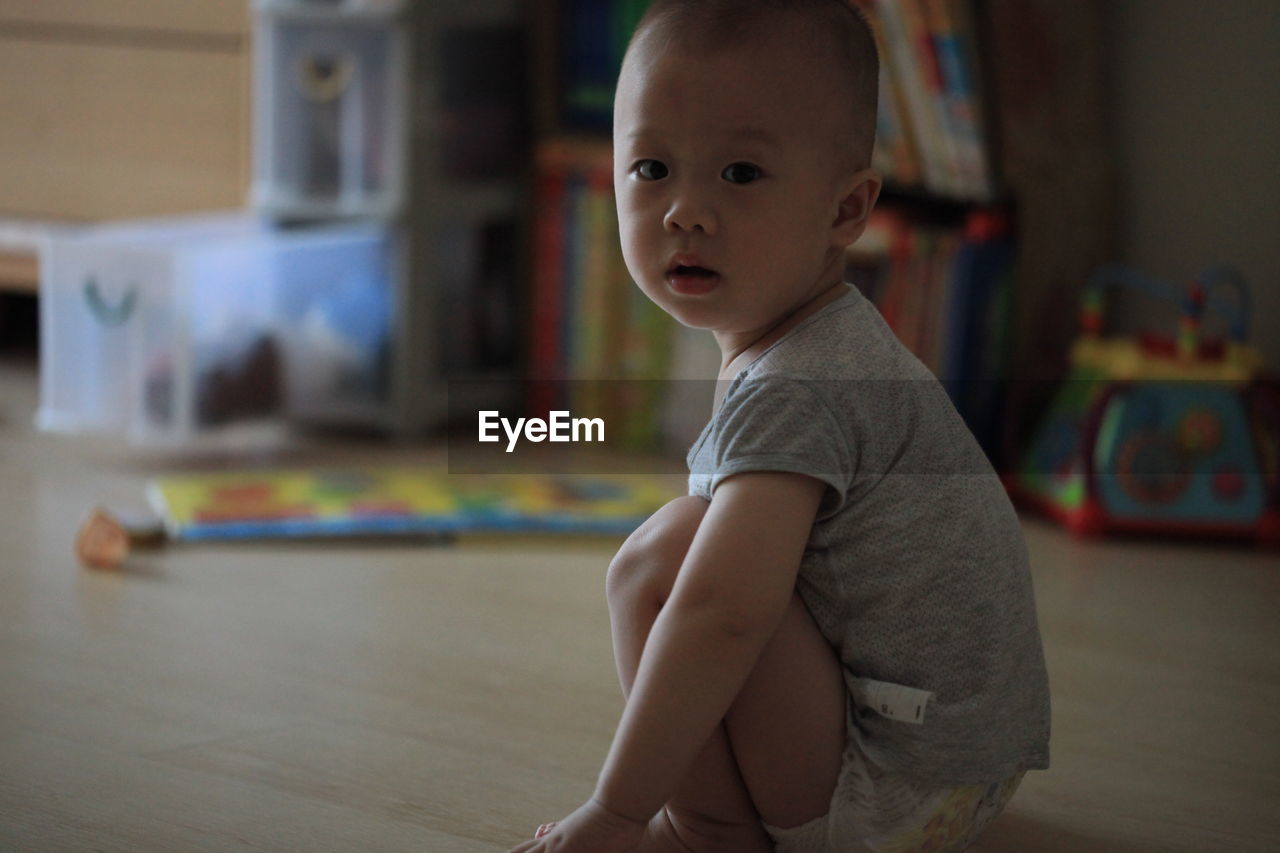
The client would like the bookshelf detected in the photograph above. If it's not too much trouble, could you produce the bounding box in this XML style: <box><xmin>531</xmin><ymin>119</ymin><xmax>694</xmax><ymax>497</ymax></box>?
<box><xmin>402</xmin><ymin>0</ymin><xmax>532</xmax><ymax>431</ymax></box>
<box><xmin>523</xmin><ymin>1</ymin><xmax>672</xmax><ymax>449</ymax></box>
<box><xmin>524</xmin><ymin>0</ymin><xmax>1112</xmax><ymax>468</ymax></box>
<box><xmin>849</xmin><ymin>0</ymin><xmax>1019</xmax><ymax>461</ymax></box>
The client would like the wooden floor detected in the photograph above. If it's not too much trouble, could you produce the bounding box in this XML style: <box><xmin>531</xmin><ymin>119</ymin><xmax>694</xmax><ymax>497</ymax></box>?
<box><xmin>1</xmin><ymin>358</ymin><xmax>1277</xmax><ymax>852</ymax></box>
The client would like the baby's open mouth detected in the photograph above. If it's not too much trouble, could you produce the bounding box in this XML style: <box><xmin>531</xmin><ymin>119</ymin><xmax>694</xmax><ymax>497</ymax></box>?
<box><xmin>666</xmin><ymin>261</ymin><xmax>721</xmax><ymax>294</ymax></box>
<box><xmin>671</xmin><ymin>264</ymin><xmax>716</xmax><ymax>277</ymax></box>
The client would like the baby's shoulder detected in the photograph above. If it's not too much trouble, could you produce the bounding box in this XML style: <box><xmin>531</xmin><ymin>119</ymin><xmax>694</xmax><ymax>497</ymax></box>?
<box><xmin>750</xmin><ymin>299</ymin><xmax>906</xmax><ymax>383</ymax></box>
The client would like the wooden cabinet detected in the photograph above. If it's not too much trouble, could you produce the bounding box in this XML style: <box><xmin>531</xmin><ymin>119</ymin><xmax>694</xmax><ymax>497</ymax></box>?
<box><xmin>0</xmin><ymin>0</ymin><xmax>251</xmax><ymax>221</ymax></box>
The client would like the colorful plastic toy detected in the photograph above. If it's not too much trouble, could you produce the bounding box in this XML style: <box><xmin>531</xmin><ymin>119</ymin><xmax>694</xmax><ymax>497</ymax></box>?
<box><xmin>1015</xmin><ymin>265</ymin><xmax>1280</xmax><ymax>544</ymax></box>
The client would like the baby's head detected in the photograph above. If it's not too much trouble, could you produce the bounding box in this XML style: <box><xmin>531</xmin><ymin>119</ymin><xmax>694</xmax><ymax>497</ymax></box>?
<box><xmin>613</xmin><ymin>0</ymin><xmax>882</xmax><ymax>336</ymax></box>
<box><xmin>627</xmin><ymin>0</ymin><xmax>879</xmax><ymax>171</ymax></box>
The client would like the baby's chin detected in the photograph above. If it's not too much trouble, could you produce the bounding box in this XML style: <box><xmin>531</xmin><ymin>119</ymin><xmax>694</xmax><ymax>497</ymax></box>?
<box><xmin>654</xmin><ymin>299</ymin><xmax>724</xmax><ymax>332</ymax></box>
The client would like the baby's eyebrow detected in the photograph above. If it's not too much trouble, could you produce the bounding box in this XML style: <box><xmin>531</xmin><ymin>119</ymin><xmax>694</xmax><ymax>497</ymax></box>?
<box><xmin>621</xmin><ymin>126</ymin><xmax>781</xmax><ymax>150</ymax></box>
<box><xmin>728</xmin><ymin>126</ymin><xmax>782</xmax><ymax>149</ymax></box>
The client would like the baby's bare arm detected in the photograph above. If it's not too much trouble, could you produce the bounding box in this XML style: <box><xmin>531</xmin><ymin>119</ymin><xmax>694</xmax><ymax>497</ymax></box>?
<box><xmin>592</xmin><ymin>471</ymin><xmax>825</xmax><ymax>824</ymax></box>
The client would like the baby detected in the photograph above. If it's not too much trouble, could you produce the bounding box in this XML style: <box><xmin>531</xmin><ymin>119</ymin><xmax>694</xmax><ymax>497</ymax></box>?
<box><xmin>511</xmin><ymin>2</ymin><xmax>1050</xmax><ymax>851</ymax></box>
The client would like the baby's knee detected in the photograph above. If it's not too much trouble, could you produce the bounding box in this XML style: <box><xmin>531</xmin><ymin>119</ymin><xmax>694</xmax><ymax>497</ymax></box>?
<box><xmin>607</xmin><ymin>496</ymin><xmax>708</xmax><ymax>607</ymax></box>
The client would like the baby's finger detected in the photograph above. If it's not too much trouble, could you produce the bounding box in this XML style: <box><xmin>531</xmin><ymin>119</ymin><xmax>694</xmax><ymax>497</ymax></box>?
<box><xmin>535</xmin><ymin>822</ymin><xmax>558</xmax><ymax>838</ymax></box>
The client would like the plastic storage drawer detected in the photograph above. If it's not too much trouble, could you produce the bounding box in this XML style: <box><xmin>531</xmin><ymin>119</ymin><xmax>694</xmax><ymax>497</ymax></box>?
<box><xmin>38</xmin><ymin>213</ymin><xmax>398</xmax><ymax>445</ymax></box>
<box><xmin>252</xmin><ymin>0</ymin><xmax>408</xmax><ymax>219</ymax></box>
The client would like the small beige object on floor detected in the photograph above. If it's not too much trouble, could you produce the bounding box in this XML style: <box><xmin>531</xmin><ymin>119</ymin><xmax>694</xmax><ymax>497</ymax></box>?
<box><xmin>73</xmin><ymin>506</ymin><xmax>164</xmax><ymax>569</ymax></box>
<box><xmin>74</xmin><ymin>507</ymin><xmax>130</xmax><ymax>569</ymax></box>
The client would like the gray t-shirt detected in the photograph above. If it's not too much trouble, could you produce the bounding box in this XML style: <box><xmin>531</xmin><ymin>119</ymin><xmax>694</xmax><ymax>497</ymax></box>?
<box><xmin>687</xmin><ymin>284</ymin><xmax>1050</xmax><ymax>785</ymax></box>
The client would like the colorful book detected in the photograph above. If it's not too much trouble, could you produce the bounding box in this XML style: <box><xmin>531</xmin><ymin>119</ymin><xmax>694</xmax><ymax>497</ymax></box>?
<box><xmin>858</xmin><ymin>0</ymin><xmax>991</xmax><ymax>199</ymax></box>
<box><xmin>560</xmin><ymin>168</ymin><xmax>588</xmax><ymax>386</ymax></box>
<box><xmin>560</xmin><ymin>0</ymin><xmax>653</xmax><ymax>131</ymax></box>
<box><xmin>924</xmin><ymin>0</ymin><xmax>992</xmax><ymax>199</ymax></box>
<box><xmin>564</xmin><ymin>167</ymin><xmax>604</xmax><ymax>420</ymax></box>
<box><xmin>856</xmin><ymin>0</ymin><xmax>922</xmax><ymax>188</ymax></box>
<box><xmin>530</xmin><ymin>144</ymin><xmax>571</xmax><ymax>413</ymax></box>
<box><xmin>875</xmin><ymin>0</ymin><xmax>948</xmax><ymax>195</ymax></box>
<box><xmin>901</xmin><ymin>0</ymin><xmax>963</xmax><ymax>196</ymax></box>
<box><xmin>147</xmin><ymin>468</ymin><xmax>683</xmax><ymax>541</ymax></box>
<box><xmin>530</xmin><ymin>136</ymin><xmax>679</xmax><ymax>451</ymax></box>
<box><xmin>561</xmin><ymin>0</ymin><xmax>615</xmax><ymax>130</ymax></box>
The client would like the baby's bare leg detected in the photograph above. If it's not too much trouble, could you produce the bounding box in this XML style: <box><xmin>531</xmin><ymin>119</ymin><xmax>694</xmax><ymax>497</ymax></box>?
<box><xmin>606</xmin><ymin>496</ymin><xmax>846</xmax><ymax>849</ymax></box>
<box><xmin>608</xmin><ymin>497</ymin><xmax>765</xmax><ymax>846</ymax></box>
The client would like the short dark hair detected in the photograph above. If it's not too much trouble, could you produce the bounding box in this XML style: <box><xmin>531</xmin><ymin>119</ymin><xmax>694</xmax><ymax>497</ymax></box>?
<box><xmin>627</xmin><ymin>0</ymin><xmax>880</xmax><ymax>169</ymax></box>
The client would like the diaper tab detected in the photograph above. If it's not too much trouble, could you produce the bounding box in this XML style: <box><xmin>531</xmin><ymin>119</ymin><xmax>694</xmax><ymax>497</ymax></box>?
<box><xmin>850</xmin><ymin>677</ymin><xmax>934</xmax><ymax>725</ymax></box>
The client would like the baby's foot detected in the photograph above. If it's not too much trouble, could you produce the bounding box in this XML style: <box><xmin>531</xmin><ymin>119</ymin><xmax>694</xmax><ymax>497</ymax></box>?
<box><xmin>529</xmin><ymin>808</ymin><xmax>772</xmax><ymax>852</ymax></box>
<box><xmin>636</xmin><ymin>810</ymin><xmax>694</xmax><ymax>853</ymax></box>
<box><xmin>637</xmin><ymin>807</ymin><xmax>773</xmax><ymax>853</ymax></box>
<box><xmin>527</xmin><ymin>815</ymin><xmax>684</xmax><ymax>851</ymax></box>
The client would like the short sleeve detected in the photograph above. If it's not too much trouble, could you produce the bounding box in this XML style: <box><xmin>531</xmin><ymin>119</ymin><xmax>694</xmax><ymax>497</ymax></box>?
<box><xmin>691</xmin><ymin>377</ymin><xmax>854</xmax><ymax>520</ymax></box>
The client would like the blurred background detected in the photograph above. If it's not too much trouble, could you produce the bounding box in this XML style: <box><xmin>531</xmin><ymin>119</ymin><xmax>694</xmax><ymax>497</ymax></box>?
<box><xmin>0</xmin><ymin>0</ymin><xmax>1276</xmax><ymax>480</ymax></box>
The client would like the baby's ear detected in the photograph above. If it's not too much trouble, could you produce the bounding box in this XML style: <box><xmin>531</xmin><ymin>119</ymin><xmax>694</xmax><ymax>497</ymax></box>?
<box><xmin>831</xmin><ymin>169</ymin><xmax>882</xmax><ymax>247</ymax></box>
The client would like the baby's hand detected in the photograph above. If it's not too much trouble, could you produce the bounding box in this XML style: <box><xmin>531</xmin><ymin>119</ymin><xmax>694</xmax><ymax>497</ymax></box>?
<box><xmin>508</xmin><ymin>798</ymin><xmax>647</xmax><ymax>853</ymax></box>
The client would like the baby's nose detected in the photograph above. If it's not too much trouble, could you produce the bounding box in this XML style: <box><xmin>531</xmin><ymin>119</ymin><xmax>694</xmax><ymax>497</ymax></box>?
<box><xmin>663</xmin><ymin>195</ymin><xmax>717</xmax><ymax>235</ymax></box>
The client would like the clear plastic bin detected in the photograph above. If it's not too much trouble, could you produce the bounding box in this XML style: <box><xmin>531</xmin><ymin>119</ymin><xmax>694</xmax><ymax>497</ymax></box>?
<box><xmin>256</xmin><ymin>0</ymin><xmax>405</xmax><ymax>13</ymax></box>
<box><xmin>252</xmin><ymin>2</ymin><xmax>408</xmax><ymax>219</ymax></box>
<box><xmin>38</xmin><ymin>213</ymin><xmax>398</xmax><ymax>445</ymax></box>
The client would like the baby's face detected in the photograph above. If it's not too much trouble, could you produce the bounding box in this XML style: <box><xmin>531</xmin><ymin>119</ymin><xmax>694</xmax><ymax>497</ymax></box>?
<box><xmin>614</xmin><ymin>24</ymin><xmax>865</xmax><ymax>337</ymax></box>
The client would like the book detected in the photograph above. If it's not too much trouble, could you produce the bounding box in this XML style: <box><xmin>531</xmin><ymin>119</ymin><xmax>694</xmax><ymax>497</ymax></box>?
<box><xmin>856</xmin><ymin>0</ymin><xmax>922</xmax><ymax>186</ymax></box>
<box><xmin>857</xmin><ymin>0</ymin><xmax>992</xmax><ymax>200</ymax></box>
<box><xmin>528</xmin><ymin>138</ymin><xmax>675</xmax><ymax>451</ymax></box>
<box><xmin>560</xmin><ymin>0</ymin><xmax>653</xmax><ymax>131</ymax></box>
<box><xmin>561</xmin><ymin>0</ymin><xmax>615</xmax><ymax>131</ymax></box>
<box><xmin>901</xmin><ymin>0</ymin><xmax>964</xmax><ymax>196</ymax></box>
<box><xmin>529</xmin><ymin>144</ymin><xmax>571</xmax><ymax>414</ymax></box>
<box><xmin>571</xmin><ymin>164</ymin><xmax>617</xmax><ymax>419</ymax></box>
<box><xmin>924</xmin><ymin>0</ymin><xmax>993</xmax><ymax>199</ymax></box>
<box><xmin>148</xmin><ymin>468</ymin><xmax>683</xmax><ymax>541</ymax></box>
<box><xmin>875</xmin><ymin>0</ymin><xmax>949</xmax><ymax>195</ymax></box>
<box><xmin>941</xmin><ymin>210</ymin><xmax>1015</xmax><ymax>458</ymax></box>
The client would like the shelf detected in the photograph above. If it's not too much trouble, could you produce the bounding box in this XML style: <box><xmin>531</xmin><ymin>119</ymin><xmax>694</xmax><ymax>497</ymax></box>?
<box><xmin>879</xmin><ymin>184</ymin><xmax>1003</xmax><ymax>221</ymax></box>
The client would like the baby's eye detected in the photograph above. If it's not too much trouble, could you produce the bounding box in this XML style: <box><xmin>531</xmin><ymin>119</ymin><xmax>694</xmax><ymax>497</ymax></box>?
<box><xmin>633</xmin><ymin>159</ymin><xmax>669</xmax><ymax>181</ymax></box>
<box><xmin>722</xmin><ymin>162</ymin><xmax>762</xmax><ymax>184</ymax></box>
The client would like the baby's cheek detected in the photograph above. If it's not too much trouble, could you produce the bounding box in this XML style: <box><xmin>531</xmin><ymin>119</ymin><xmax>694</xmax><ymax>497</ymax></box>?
<box><xmin>620</xmin><ymin>222</ymin><xmax>653</xmax><ymax>262</ymax></box>
<box><xmin>617</xmin><ymin>240</ymin><xmax>651</xmax><ymax>291</ymax></box>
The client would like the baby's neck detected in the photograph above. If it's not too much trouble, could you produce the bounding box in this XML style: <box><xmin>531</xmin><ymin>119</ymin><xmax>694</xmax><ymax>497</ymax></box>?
<box><xmin>716</xmin><ymin>280</ymin><xmax>849</xmax><ymax>381</ymax></box>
